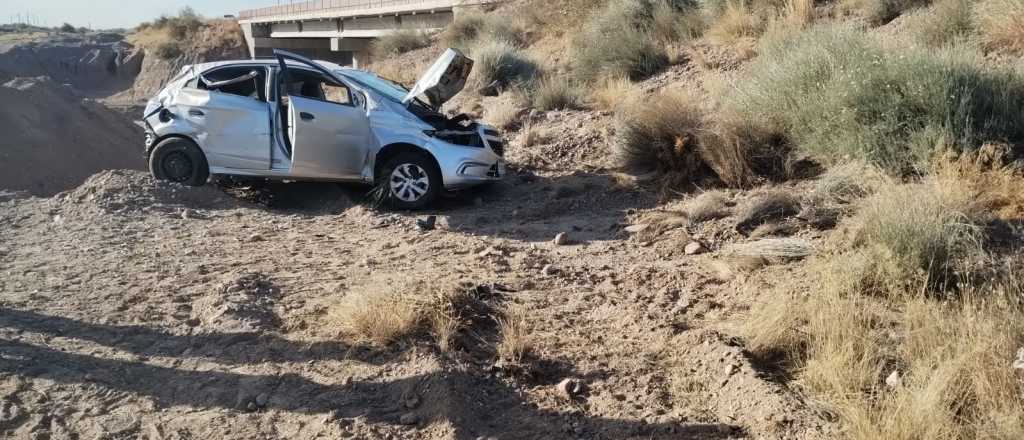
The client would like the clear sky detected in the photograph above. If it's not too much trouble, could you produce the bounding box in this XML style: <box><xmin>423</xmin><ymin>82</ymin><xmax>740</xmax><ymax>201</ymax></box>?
<box><xmin>0</xmin><ymin>1</ymin><xmax>279</xmax><ymax>30</ymax></box>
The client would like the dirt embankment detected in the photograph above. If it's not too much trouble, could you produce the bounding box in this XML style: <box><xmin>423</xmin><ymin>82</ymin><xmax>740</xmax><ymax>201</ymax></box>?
<box><xmin>0</xmin><ymin>33</ymin><xmax>143</xmax><ymax>97</ymax></box>
<box><xmin>0</xmin><ymin>77</ymin><xmax>143</xmax><ymax>196</ymax></box>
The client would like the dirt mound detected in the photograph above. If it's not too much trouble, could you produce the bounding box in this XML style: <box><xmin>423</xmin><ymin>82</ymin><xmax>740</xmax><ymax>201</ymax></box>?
<box><xmin>191</xmin><ymin>273</ymin><xmax>282</xmax><ymax>333</ymax></box>
<box><xmin>0</xmin><ymin>77</ymin><xmax>144</xmax><ymax>196</ymax></box>
<box><xmin>0</xmin><ymin>33</ymin><xmax>141</xmax><ymax>95</ymax></box>
<box><xmin>60</xmin><ymin>170</ymin><xmax>242</xmax><ymax>214</ymax></box>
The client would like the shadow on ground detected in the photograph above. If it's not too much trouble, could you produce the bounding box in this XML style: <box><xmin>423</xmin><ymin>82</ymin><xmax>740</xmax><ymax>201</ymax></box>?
<box><xmin>0</xmin><ymin>307</ymin><xmax>744</xmax><ymax>440</ymax></box>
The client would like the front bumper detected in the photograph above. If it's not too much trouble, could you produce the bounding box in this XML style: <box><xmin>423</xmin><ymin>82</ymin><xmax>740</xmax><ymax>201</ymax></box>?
<box><xmin>433</xmin><ymin>128</ymin><xmax>506</xmax><ymax>190</ymax></box>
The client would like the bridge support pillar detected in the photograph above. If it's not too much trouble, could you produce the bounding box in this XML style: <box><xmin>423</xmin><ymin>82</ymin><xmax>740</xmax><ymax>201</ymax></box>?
<box><xmin>331</xmin><ymin>38</ymin><xmax>373</xmax><ymax>68</ymax></box>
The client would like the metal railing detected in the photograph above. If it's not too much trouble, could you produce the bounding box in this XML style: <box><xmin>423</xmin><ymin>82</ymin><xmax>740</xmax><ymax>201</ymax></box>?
<box><xmin>239</xmin><ymin>0</ymin><xmax>489</xmax><ymax>20</ymax></box>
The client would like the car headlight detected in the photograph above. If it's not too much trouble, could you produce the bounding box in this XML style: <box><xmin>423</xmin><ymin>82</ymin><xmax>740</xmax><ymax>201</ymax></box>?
<box><xmin>424</xmin><ymin>130</ymin><xmax>484</xmax><ymax>148</ymax></box>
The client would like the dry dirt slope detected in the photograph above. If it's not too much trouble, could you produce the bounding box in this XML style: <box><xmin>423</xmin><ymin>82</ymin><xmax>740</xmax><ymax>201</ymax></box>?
<box><xmin>0</xmin><ymin>170</ymin><xmax>834</xmax><ymax>439</ymax></box>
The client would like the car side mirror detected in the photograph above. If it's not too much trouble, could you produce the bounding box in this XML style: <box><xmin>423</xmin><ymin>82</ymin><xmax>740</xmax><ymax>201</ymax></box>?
<box><xmin>353</xmin><ymin>91</ymin><xmax>366</xmax><ymax>109</ymax></box>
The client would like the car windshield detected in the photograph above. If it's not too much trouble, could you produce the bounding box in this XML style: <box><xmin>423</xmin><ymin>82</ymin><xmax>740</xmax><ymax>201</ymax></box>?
<box><xmin>337</xmin><ymin>70</ymin><xmax>412</xmax><ymax>104</ymax></box>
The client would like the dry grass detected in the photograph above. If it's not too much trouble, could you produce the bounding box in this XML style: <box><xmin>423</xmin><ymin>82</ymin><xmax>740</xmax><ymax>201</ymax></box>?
<box><xmin>735</xmin><ymin>189</ymin><xmax>800</xmax><ymax>232</ymax></box>
<box><xmin>371</xmin><ymin>30</ymin><xmax>431</xmax><ymax>56</ymax></box>
<box><xmin>839</xmin><ymin>0</ymin><xmax>933</xmax><ymax>24</ymax></box>
<box><xmin>330</xmin><ymin>289</ymin><xmax>420</xmax><ymax>346</ymax></box>
<box><xmin>532</xmin><ymin>76</ymin><xmax>586</xmax><ymax>111</ymax></box>
<box><xmin>496</xmin><ymin>304</ymin><xmax>533</xmax><ymax>364</ymax></box>
<box><xmin>612</xmin><ymin>90</ymin><xmax>710</xmax><ymax>187</ymax></box>
<box><xmin>590</xmin><ymin>76</ymin><xmax>641</xmax><ymax>112</ymax></box>
<box><xmin>485</xmin><ymin>90</ymin><xmax>530</xmax><ymax>130</ymax></box>
<box><xmin>685</xmin><ymin>190</ymin><xmax>732</xmax><ymax>223</ymax></box>
<box><xmin>933</xmin><ymin>146</ymin><xmax>1024</xmax><ymax>221</ymax></box>
<box><xmin>782</xmin><ymin>0</ymin><xmax>815</xmax><ymax>26</ymax></box>
<box><xmin>706</xmin><ymin>1</ymin><xmax>765</xmax><ymax>46</ymax></box>
<box><xmin>471</xmin><ymin>40</ymin><xmax>539</xmax><ymax>92</ymax></box>
<box><xmin>976</xmin><ymin>0</ymin><xmax>1024</xmax><ymax>55</ymax></box>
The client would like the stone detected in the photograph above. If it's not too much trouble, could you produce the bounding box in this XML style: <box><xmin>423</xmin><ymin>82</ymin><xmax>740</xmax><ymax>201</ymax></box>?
<box><xmin>553</xmin><ymin>232</ymin><xmax>571</xmax><ymax>246</ymax></box>
<box><xmin>255</xmin><ymin>393</ymin><xmax>269</xmax><ymax>407</ymax></box>
<box><xmin>248</xmin><ymin>233</ymin><xmax>264</xmax><ymax>243</ymax></box>
<box><xmin>542</xmin><ymin>265</ymin><xmax>559</xmax><ymax>276</ymax></box>
<box><xmin>1015</xmin><ymin>348</ymin><xmax>1024</xmax><ymax>370</ymax></box>
<box><xmin>399</xmin><ymin>413</ymin><xmax>418</xmax><ymax>425</ymax></box>
<box><xmin>557</xmin><ymin>378</ymin><xmax>583</xmax><ymax>399</ymax></box>
<box><xmin>724</xmin><ymin>364</ymin><xmax>739</xmax><ymax>377</ymax></box>
<box><xmin>885</xmin><ymin>370</ymin><xmax>903</xmax><ymax>389</ymax></box>
<box><xmin>624</xmin><ymin>224</ymin><xmax>650</xmax><ymax>234</ymax></box>
<box><xmin>181</xmin><ymin>209</ymin><xmax>192</xmax><ymax>219</ymax></box>
<box><xmin>684</xmin><ymin>241</ymin><xmax>706</xmax><ymax>255</ymax></box>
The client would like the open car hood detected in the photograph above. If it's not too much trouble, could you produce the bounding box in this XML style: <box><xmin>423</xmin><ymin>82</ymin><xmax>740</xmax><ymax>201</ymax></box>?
<box><xmin>402</xmin><ymin>48</ymin><xmax>473</xmax><ymax>110</ymax></box>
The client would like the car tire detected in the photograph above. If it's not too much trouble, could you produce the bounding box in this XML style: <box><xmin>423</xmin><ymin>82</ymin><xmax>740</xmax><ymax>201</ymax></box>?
<box><xmin>379</xmin><ymin>152</ymin><xmax>442</xmax><ymax>210</ymax></box>
<box><xmin>149</xmin><ymin>137</ymin><xmax>209</xmax><ymax>187</ymax></box>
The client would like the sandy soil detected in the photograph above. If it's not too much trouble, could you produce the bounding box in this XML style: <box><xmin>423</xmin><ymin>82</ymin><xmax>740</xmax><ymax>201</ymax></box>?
<box><xmin>0</xmin><ymin>165</ymin><xmax>838</xmax><ymax>440</ymax></box>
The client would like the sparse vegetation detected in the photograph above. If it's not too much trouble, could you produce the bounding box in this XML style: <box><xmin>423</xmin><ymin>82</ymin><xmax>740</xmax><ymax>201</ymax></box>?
<box><xmin>154</xmin><ymin>42</ymin><xmax>183</xmax><ymax>60</ymax></box>
<box><xmin>443</xmin><ymin>9</ymin><xmax>528</xmax><ymax>49</ymax></box>
<box><xmin>496</xmin><ymin>304</ymin><xmax>533</xmax><ymax>364</ymax></box>
<box><xmin>916</xmin><ymin>0</ymin><xmax>974</xmax><ymax>47</ymax></box>
<box><xmin>975</xmin><ymin>0</ymin><xmax>1024</xmax><ymax>55</ymax></box>
<box><xmin>841</xmin><ymin>0</ymin><xmax>933</xmax><ymax>25</ymax></box>
<box><xmin>613</xmin><ymin>91</ymin><xmax>707</xmax><ymax>181</ymax></box>
<box><xmin>531</xmin><ymin>77</ymin><xmax>586</xmax><ymax>111</ymax></box>
<box><xmin>471</xmin><ymin>40</ymin><xmax>539</xmax><ymax>92</ymax></box>
<box><xmin>330</xmin><ymin>289</ymin><xmax>420</xmax><ymax>346</ymax></box>
<box><xmin>723</xmin><ymin>26</ymin><xmax>1024</xmax><ymax>175</ymax></box>
<box><xmin>372</xmin><ymin>30</ymin><xmax>431</xmax><ymax>56</ymax></box>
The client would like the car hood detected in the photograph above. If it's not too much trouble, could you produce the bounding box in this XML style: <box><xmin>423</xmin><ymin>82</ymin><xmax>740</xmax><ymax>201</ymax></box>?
<box><xmin>402</xmin><ymin>48</ymin><xmax>473</xmax><ymax>110</ymax></box>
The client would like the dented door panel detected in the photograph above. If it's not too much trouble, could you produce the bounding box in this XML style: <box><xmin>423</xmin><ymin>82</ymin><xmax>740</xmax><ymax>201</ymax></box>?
<box><xmin>172</xmin><ymin>88</ymin><xmax>272</xmax><ymax>170</ymax></box>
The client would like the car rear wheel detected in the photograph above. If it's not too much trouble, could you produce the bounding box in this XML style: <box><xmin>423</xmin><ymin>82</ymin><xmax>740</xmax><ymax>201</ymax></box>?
<box><xmin>149</xmin><ymin>138</ymin><xmax>209</xmax><ymax>187</ymax></box>
<box><xmin>380</xmin><ymin>153</ymin><xmax>441</xmax><ymax>210</ymax></box>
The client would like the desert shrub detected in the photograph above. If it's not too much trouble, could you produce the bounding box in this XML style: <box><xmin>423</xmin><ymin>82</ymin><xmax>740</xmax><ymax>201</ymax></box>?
<box><xmin>705</xmin><ymin>1</ymin><xmax>765</xmax><ymax>45</ymax></box>
<box><xmin>841</xmin><ymin>0</ymin><xmax>933</xmax><ymax>24</ymax></box>
<box><xmin>590</xmin><ymin>76</ymin><xmax>641</xmax><ymax>111</ymax></box>
<box><xmin>485</xmin><ymin>89</ymin><xmax>530</xmax><ymax>129</ymax></box>
<box><xmin>975</xmin><ymin>0</ymin><xmax>1024</xmax><ymax>55</ymax></box>
<box><xmin>330</xmin><ymin>290</ymin><xmax>420</xmax><ymax>346</ymax></box>
<box><xmin>531</xmin><ymin>77</ymin><xmax>585</xmax><ymax>111</ymax></box>
<box><xmin>916</xmin><ymin>0</ymin><xmax>974</xmax><ymax>47</ymax></box>
<box><xmin>471</xmin><ymin>40</ymin><xmax>539</xmax><ymax>92</ymax></box>
<box><xmin>443</xmin><ymin>10</ymin><xmax>527</xmax><ymax>49</ymax></box>
<box><xmin>574</xmin><ymin>0</ymin><xmax>705</xmax><ymax>80</ymax></box>
<box><xmin>723</xmin><ymin>26</ymin><xmax>1024</xmax><ymax>175</ymax></box>
<box><xmin>150</xmin><ymin>7</ymin><xmax>204</xmax><ymax>40</ymax></box>
<box><xmin>372</xmin><ymin>30</ymin><xmax>431</xmax><ymax>56</ymax></box>
<box><xmin>154</xmin><ymin>42</ymin><xmax>183</xmax><ymax>60</ymax></box>
<box><xmin>496</xmin><ymin>305</ymin><xmax>533</xmax><ymax>364</ymax></box>
<box><xmin>613</xmin><ymin>91</ymin><xmax>707</xmax><ymax>178</ymax></box>
<box><xmin>685</xmin><ymin>190</ymin><xmax>732</xmax><ymax>222</ymax></box>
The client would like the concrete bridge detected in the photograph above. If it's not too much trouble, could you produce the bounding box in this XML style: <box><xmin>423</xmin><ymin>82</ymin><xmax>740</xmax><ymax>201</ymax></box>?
<box><xmin>238</xmin><ymin>0</ymin><xmax>498</xmax><ymax>67</ymax></box>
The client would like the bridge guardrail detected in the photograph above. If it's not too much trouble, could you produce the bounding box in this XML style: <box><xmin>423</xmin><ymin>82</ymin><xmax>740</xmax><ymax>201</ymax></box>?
<box><xmin>239</xmin><ymin>0</ymin><xmax>497</xmax><ymax>21</ymax></box>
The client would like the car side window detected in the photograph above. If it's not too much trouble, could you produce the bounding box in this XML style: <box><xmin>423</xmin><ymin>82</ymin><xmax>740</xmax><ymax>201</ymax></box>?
<box><xmin>198</xmin><ymin>66</ymin><xmax>267</xmax><ymax>101</ymax></box>
<box><xmin>284</xmin><ymin>69</ymin><xmax>353</xmax><ymax>107</ymax></box>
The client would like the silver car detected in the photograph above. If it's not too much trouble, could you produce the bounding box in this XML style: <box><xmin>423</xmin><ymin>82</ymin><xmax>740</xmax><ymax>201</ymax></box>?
<box><xmin>141</xmin><ymin>49</ymin><xmax>505</xmax><ymax>209</ymax></box>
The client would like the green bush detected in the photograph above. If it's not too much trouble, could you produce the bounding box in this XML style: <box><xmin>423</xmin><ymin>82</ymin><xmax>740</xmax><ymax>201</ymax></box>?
<box><xmin>472</xmin><ymin>40</ymin><xmax>539</xmax><ymax>92</ymax></box>
<box><xmin>722</xmin><ymin>26</ymin><xmax>1024</xmax><ymax>174</ymax></box>
<box><xmin>916</xmin><ymin>0</ymin><xmax>974</xmax><ymax>47</ymax></box>
<box><xmin>372</xmin><ymin>30</ymin><xmax>431</xmax><ymax>56</ymax></box>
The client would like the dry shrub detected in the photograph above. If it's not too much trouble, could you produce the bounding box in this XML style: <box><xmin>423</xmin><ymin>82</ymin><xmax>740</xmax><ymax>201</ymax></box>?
<box><xmin>590</xmin><ymin>76</ymin><xmax>641</xmax><ymax>112</ymax></box>
<box><xmin>813</xmin><ymin>161</ymin><xmax>889</xmax><ymax>206</ymax></box>
<box><xmin>496</xmin><ymin>304</ymin><xmax>533</xmax><ymax>364</ymax></box>
<box><xmin>330</xmin><ymin>290</ymin><xmax>420</xmax><ymax>346</ymax></box>
<box><xmin>532</xmin><ymin>76</ymin><xmax>586</xmax><ymax>111</ymax></box>
<box><xmin>975</xmin><ymin>0</ymin><xmax>1024</xmax><ymax>55</ymax></box>
<box><xmin>706</xmin><ymin>0</ymin><xmax>764</xmax><ymax>46</ymax></box>
<box><xmin>735</xmin><ymin>189</ymin><xmax>800</xmax><ymax>232</ymax></box>
<box><xmin>916</xmin><ymin>0</ymin><xmax>974</xmax><ymax>47</ymax></box>
<box><xmin>782</xmin><ymin>0</ymin><xmax>815</xmax><ymax>26</ymax></box>
<box><xmin>471</xmin><ymin>40</ymin><xmax>539</xmax><ymax>93</ymax></box>
<box><xmin>372</xmin><ymin>30</ymin><xmax>431</xmax><ymax>56</ymax></box>
<box><xmin>613</xmin><ymin>91</ymin><xmax>708</xmax><ymax>186</ymax></box>
<box><xmin>685</xmin><ymin>190</ymin><xmax>732</xmax><ymax>223</ymax></box>
<box><xmin>574</xmin><ymin>0</ymin><xmax>673</xmax><ymax>80</ymax></box>
<box><xmin>840</xmin><ymin>0</ymin><xmax>933</xmax><ymax>25</ymax></box>
<box><xmin>933</xmin><ymin>145</ymin><xmax>1024</xmax><ymax>220</ymax></box>
<box><xmin>443</xmin><ymin>9</ymin><xmax>528</xmax><ymax>49</ymax></box>
<box><xmin>485</xmin><ymin>90</ymin><xmax>530</xmax><ymax>130</ymax></box>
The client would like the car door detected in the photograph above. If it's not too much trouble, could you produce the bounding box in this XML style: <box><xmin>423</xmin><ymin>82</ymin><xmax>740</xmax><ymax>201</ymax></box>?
<box><xmin>176</xmin><ymin>65</ymin><xmax>272</xmax><ymax>170</ymax></box>
<box><xmin>275</xmin><ymin>50</ymin><xmax>373</xmax><ymax>180</ymax></box>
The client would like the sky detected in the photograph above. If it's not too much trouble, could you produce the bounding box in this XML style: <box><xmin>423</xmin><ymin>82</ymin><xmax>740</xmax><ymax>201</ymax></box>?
<box><xmin>0</xmin><ymin>0</ymin><xmax>283</xmax><ymax>30</ymax></box>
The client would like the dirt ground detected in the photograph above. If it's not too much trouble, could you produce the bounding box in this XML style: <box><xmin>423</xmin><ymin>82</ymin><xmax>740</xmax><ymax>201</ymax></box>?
<box><xmin>0</xmin><ymin>164</ymin><xmax>837</xmax><ymax>440</ymax></box>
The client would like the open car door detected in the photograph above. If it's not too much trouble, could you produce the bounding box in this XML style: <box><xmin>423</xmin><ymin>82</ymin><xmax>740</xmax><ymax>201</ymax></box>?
<box><xmin>274</xmin><ymin>49</ymin><xmax>372</xmax><ymax>180</ymax></box>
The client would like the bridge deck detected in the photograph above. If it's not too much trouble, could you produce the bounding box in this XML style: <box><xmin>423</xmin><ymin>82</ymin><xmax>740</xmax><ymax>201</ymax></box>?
<box><xmin>239</xmin><ymin>0</ymin><xmax>496</xmax><ymax>23</ymax></box>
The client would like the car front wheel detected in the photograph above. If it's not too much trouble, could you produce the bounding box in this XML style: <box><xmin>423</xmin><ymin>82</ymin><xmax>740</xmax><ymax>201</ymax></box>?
<box><xmin>380</xmin><ymin>153</ymin><xmax>441</xmax><ymax>210</ymax></box>
<box><xmin>149</xmin><ymin>137</ymin><xmax>209</xmax><ymax>186</ymax></box>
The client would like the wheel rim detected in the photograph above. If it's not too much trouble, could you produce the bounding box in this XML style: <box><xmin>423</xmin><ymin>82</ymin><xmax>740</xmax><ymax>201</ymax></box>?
<box><xmin>389</xmin><ymin>163</ymin><xmax>430</xmax><ymax>203</ymax></box>
<box><xmin>162</xmin><ymin>152</ymin><xmax>193</xmax><ymax>183</ymax></box>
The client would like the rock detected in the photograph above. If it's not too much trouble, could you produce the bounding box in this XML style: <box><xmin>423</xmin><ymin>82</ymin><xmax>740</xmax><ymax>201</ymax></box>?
<box><xmin>557</xmin><ymin>378</ymin><xmax>583</xmax><ymax>399</ymax></box>
<box><xmin>724</xmin><ymin>364</ymin><xmax>739</xmax><ymax>377</ymax></box>
<box><xmin>181</xmin><ymin>209</ymin><xmax>192</xmax><ymax>219</ymax></box>
<box><xmin>248</xmin><ymin>233</ymin><xmax>264</xmax><ymax>243</ymax></box>
<box><xmin>885</xmin><ymin>370</ymin><xmax>903</xmax><ymax>389</ymax></box>
<box><xmin>255</xmin><ymin>393</ymin><xmax>269</xmax><ymax>407</ymax></box>
<box><xmin>553</xmin><ymin>232</ymin><xmax>571</xmax><ymax>246</ymax></box>
<box><xmin>542</xmin><ymin>264</ymin><xmax>559</xmax><ymax>276</ymax></box>
<box><xmin>416</xmin><ymin>216</ymin><xmax>436</xmax><ymax>232</ymax></box>
<box><xmin>246</xmin><ymin>401</ymin><xmax>258</xmax><ymax>412</ymax></box>
<box><xmin>1015</xmin><ymin>348</ymin><xmax>1024</xmax><ymax>370</ymax></box>
<box><xmin>399</xmin><ymin>413</ymin><xmax>418</xmax><ymax>425</ymax></box>
<box><xmin>684</xmin><ymin>241</ymin><xmax>706</xmax><ymax>255</ymax></box>
<box><xmin>624</xmin><ymin>224</ymin><xmax>650</xmax><ymax>234</ymax></box>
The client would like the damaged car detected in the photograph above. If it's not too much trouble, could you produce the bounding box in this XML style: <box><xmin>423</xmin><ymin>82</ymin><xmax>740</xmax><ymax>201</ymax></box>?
<box><xmin>140</xmin><ymin>48</ymin><xmax>506</xmax><ymax>209</ymax></box>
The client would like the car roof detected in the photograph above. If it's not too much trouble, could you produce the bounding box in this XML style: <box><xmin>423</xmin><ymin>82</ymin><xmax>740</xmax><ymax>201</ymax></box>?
<box><xmin>189</xmin><ymin>58</ymin><xmax>348</xmax><ymax>73</ymax></box>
